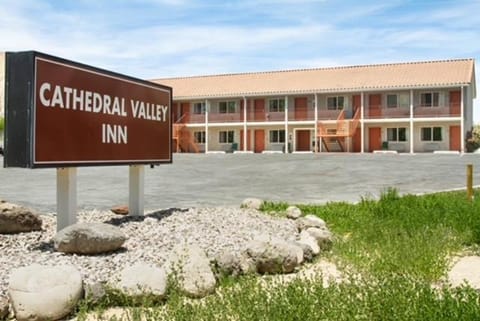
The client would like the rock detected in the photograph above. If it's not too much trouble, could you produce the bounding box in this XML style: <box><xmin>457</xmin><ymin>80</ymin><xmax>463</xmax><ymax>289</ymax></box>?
<box><xmin>288</xmin><ymin>241</ymin><xmax>305</xmax><ymax>265</ymax></box>
<box><xmin>297</xmin><ymin>230</ymin><xmax>321</xmax><ymax>256</ymax></box>
<box><xmin>214</xmin><ymin>250</ymin><xmax>256</xmax><ymax>276</ymax></box>
<box><xmin>53</xmin><ymin>222</ymin><xmax>127</xmax><ymax>254</ymax></box>
<box><xmin>84</xmin><ymin>282</ymin><xmax>106</xmax><ymax>305</ymax></box>
<box><xmin>294</xmin><ymin>241</ymin><xmax>314</xmax><ymax>262</ymax></box>
<box><xmin>246</xmin><ymin>236</ymin><xmax>301</xmax><ymax>274</ymax></box>
<box><xmin>241</xmin><ymin>198</ymin><xmax>263</xmax><ymax>210</ymax></box>
<box><xmin>0</xmin><ymin>204</ymin><xmax>42</xmax><ymax>234</ymax></box>
<box><xmin>0</xmin><ymin>296</ymin><xmax>9</xmax><ymax>320</ymax></box>
<box><xmin>165</xmin><ymin>243</ymin><xmax>216</xmax><ymax>298</ymax></box>
<box><xmin>296</xmin><ymin>215</ymin><xmax>327</xmax><ymax>231</ymax></box>
<box><xmin>111</xmin><ymin>205</ymin><xmax>129</xmax><ymax>215</ymax></box>
<box><xmin>8</xmin><ymin>264</ymin><xmax>83</xmax><ymax>321</ymax></box>
<box><xmin>306</xmin><ymin>227</ymin><xmax>333</xmax><ymax>250</ymax></box>
<box><xmin>448</xmin><ymin>256</ymin><xmax>480</xmax><ymax>290</ymax></box>
<box><xmin>116</xmin><ymin>263</ymin><xmax>167</xmax><ymax>298</ymax></box>
<box><xmin>286</xmin><ymin>206</ymin><xmax>302</xmax><ymax>219</ymax></box>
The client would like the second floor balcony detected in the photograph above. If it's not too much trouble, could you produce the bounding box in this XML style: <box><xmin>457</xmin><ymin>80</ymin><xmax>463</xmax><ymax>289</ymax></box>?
<box><xmin>175</xmin><ymin>102</ymin><xmax>462</xmax><ymax>124</ymax></box>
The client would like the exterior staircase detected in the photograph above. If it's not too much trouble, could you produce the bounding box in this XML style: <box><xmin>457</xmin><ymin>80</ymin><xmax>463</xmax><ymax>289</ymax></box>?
<box><xmin>317</xmin><ymin>109</ymin><xmax>361</xmax><ymax>152</ymax></box>
<box><xmin>173</xmin><ymin>122</ymin><xmax>200</xmax><ymax>153</ymax></box>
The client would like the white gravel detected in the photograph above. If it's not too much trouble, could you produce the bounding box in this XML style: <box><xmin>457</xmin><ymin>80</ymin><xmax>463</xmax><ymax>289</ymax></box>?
<box><xmin>0</xmin><ymin>207</ymin><xmax>298</xmax><ymax>297</ymax></box>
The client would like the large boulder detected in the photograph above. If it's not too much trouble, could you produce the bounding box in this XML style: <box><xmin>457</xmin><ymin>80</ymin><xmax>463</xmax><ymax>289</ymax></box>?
<box><xmin>214</xmin><ymin>250</ymin><xmax>256</xmax><ymax>276</ymax></box>
<box><xmin>8</xmin><ymin>264</ymin><xmax>83</xmax><ymax>321</ymax></box>
<box><xmin>295</xmin><ymin>215</ymin><xmax>327</xmax><ymax>231</ymax></box>
<box><xmin>306</xmin><ymin>227</ymin><xmax>333</xmax><ymax>250</ymax></box>
<box><xmin>115</xmin><ymin>263</ymin><xmax>167</xmax><ymax>298</ymax></box>
<box><xmin>241</xmin><ymin>198</ymin><xmax>263</xmax><ymax>210</ymax></box>
<box><xmin>246</xmin><ymin>236</ymin><xmax>302</xmax><ymax>274</ymax></box>
<box><xmin>165</xmin><ymin>243</ymin><xmax>216</xmax><ymax>298</ymax></box>
<box><xmin>0</xmin><ymin>203</ymin><xmax>42</xmax><ymax>234</ymax></box>
<box><xmin>53</xmin><ymin>222</ymin><xmax>127</xmax><ymax>254</ymax></box>
<box><xmin>286</xmin><ymin>206</ymin><xmax>302</xmax><ymax>219</ymax></box>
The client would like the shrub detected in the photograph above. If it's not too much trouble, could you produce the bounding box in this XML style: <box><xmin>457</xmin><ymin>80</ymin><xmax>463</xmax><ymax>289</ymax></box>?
<box><xmin>466</xmin><ymin>125</ymin><xmax>480</xmax><ymax>152</ymax></box>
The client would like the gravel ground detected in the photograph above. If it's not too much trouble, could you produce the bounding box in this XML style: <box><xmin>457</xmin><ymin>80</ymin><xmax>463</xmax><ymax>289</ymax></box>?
<box><xmin>0</xmin><ymin>207</ymin><xmax>298</xmax><ymax>298</ymax></box>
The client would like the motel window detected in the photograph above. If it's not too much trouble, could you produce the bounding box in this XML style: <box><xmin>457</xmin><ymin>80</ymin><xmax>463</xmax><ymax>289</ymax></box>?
<box><xmin>420</xmin><ymin>92</ymin><xmax>440</xmax><ymax>107</ymax></box>
<box><xmin>269</xmin><ymin>130</ymin><xmax>285</xmax><ymax>143</ymax></box>
<box><xmin>193</xmin><ymin>102</ymin><xmax>205</xmax><ymax>114</ymax></box>
<box><xmin>269</xmin><ymin>99</ymin><xmax>286</xmax><ymax>112</ymax></box>
<box><xmin>219</xmin><ymin>101</ymin><xmax>236</xmax><ymax>113</ymax></box>
<box><xmin>219</xmin><ymin>130</ymin><xmax>234</xmax><ymax>143</ymax></box>
<box><xmin>327</xmin><ymin>96</ymin><xmax>345</xmax><ymax>110</ymax></box>
<box><xmin>387</xmin><ymin>94</ymin><xmax>398</xmax><ymax>108</ymax></box>
<box><xmin>387</xmin><ymin>128</ymin><xmax>407</xmax><ymax>142</ymax></box>
<box><xmin>387</xmin><ymin>93</ymin><xmax>410</xmax><ymax>108</ymax></box>
<box><xmin>421</xmin><ymin>127</ymin><xmax>442</xmax><ymax>141</ymax></box>
<box><xmin>194</xmin><ymin>131</ymin><xmax>206</xmax><ymax>144</ymax></box>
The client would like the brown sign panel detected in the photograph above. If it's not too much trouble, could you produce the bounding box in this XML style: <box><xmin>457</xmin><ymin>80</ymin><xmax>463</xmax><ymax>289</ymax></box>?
<box><xmin>4</xmin><ymin>51</ymin><xmax>172</xmax><ymax>168</ymax></box>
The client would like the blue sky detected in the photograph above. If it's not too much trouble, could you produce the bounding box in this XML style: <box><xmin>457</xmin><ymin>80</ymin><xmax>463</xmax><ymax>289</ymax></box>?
<box><xmin>1</xmin><ymin>0</ymin><xmax>479</xmax><ymax>123</ymax></box>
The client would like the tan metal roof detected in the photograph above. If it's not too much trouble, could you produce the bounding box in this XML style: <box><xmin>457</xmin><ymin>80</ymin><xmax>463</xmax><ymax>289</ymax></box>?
<box><xmin>153</xmin><ymin>59</ymin><xmax>476</xmax><ymax>100</ymax></box>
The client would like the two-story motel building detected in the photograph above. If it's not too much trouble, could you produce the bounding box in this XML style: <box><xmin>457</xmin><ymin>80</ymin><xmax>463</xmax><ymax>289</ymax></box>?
<box><xmin>156</xmin><ymin>59</ymin><xmax>476</xmax><ymax>154</ymax></box>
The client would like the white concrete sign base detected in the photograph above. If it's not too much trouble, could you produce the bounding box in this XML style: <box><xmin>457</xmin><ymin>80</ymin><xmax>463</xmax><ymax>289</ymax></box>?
<box><xmin>56</xmin><ymin>167</ymin><xmax>77</xmax><ymax>231</ymax></box>
<box><xmin>129</xmin><ymin>165</ymin><xmax>144</xmax><ymax>216</ymax></box>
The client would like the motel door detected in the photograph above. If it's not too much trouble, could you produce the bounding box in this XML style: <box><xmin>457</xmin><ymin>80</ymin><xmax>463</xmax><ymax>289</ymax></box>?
<box><xmin>181</xmin><ymin>102</ymin><xmax>190</xmax><ymax>122</ymax></box>
<box><xmin>294</xmin><ymin>97</ymin><xmax>308</xmax><ymax>120</ymax></box>
<box><xmin>352</xmin><ymin>95</ymin><xmax>361</xmax><ymax>117</ymax></box>
<box><xmin>369</xmin><ymin>127</ymin><xmax>382</xmax><ymax>152</ymax></box>
<box><xmin>296</xmin><ymin>130</ymin><xmax>311</xmax><ymax>151</ymax></box>
<box><xmin>449</xmin><ymin>91</ymin><xmax>461</xmax><ymax>116</ymax></box>
<box><xmin>369</xmin><ymin>94</ymin><xmax>382</xmax><ymax>118</ymax></box>
<box><xmin>254</xmin><ymin>99</ymin><xmax>265</xmax><ymax>121</ymax></box>
<box><xmin>449</xmin><ymin>126</ymin><xmax>461</xmax><ymax>151</ymax></box>
<box><xmin>254</xmin><ymin>130</ymin><xmax>265</xmax><ymax>153</ymax></box>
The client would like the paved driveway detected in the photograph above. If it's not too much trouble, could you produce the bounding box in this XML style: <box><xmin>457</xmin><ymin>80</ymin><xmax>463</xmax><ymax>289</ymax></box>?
<box><xmin>0</xmin><ymin>153</ymin><xmax>479</xmax><ymax>212</ymax></box>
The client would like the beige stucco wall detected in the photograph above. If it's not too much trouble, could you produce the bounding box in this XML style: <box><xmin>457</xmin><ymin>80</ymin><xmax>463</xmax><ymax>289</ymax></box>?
<box><xmin>363</xmin><ymin>121</ymin><xmax>459</xmax><ymax>152</ymax></box>
<box><xmin>413</xmin><ymin>121</ymin><xmax>458</xmax><ymax>153</ymax></box>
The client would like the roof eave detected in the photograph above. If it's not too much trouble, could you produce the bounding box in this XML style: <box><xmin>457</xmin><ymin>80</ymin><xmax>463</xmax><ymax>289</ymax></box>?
<box><xmin>172</xmin><ymin>83</ymin><xmax>473</xmax><ymax>101</ymax></box>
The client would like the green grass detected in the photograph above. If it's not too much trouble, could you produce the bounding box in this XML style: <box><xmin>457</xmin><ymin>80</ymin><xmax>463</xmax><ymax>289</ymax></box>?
<box><xmin>299</xmin><ymin>188</ymin><xmax>480</xmax><ymax>281</ymax></box>
<box><xmin>78</xmin><ymin>275</ymin><xmax>480</xmax><ymax>321</ymax></box>
<box><xmin>0</xmin><ymin>116</ymin><xmax>4</xmax><ymax>131</ymax></box>
<box><xmin>76</xmin><ymin>189</ymin><xmax>480</xmax><ymax>320</ymax></box>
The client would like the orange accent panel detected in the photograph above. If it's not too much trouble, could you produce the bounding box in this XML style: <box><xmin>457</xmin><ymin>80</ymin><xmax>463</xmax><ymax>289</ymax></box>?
<box><xmin>254</xmin><ymin>99</ymin><xmax>265</xmax><ymax>121</ymax></box>
<box><xmin>296</xmin><ymin>130</ymin><xmax>310</xmax><ymax>151</ymax></box>
<box><xmin>369</xmin><ymin>127</ymin><xmax>382</xmax><ymax>152</ymax></box>
<box><xmin>352</xmin><ymin>128</ymin><xmax>361</xmax><ymax>152</ymax></box>
<box><xmin>369</xmin><ymin>94</ymin><xmax>382</xmax><ymax>118</ymax></box>
<box><xmin>240</xmin><ymin>99</ymin><xmax>245</xmax><ymax>121</ymax></box>
<box><xmin>450</xmin><ymin>91</ymin><xmax>461</xmax><ymax>116</ymax></box>
<box><xmin>449</xmin><ymin>125</ymin><xmax>461</xmax><ymax>151</ymax></box>
<box><xmin>240</xmin><ymin>129</ymin><xmax>252</xmax><ymax>151</ymax></box>
<box><xmin>353</xmin><ymin>95</ymin><xmax>361</xmax><ymax>116</ymax></box>
<box><xmin>294</xmin><ymin>97</ymin><xmax>308</xmax><ymax>120</ymax></box>
<box><xmin>254</xmin><ymin>130</ymin><xmax>265</xmax><ymax>153</ymax></box>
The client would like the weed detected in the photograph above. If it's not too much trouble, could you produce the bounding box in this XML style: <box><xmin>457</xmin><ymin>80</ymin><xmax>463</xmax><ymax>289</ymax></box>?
<box><xmin>75</xmin><ymin>189</ymin><xmax>480</xmax><ymax>320</ymax></box>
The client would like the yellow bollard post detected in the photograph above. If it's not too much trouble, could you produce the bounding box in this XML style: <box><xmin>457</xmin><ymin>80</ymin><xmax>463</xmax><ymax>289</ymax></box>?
<box><xmin>467</xmin><ymin>164</ymin><xmax>473</xmax><ymax>201</ymax></box>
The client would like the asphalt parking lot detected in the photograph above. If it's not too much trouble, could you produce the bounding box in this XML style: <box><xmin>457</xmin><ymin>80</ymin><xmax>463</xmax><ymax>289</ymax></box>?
<box><xmin>1</xmin><ymin>153</ymin><xmax>479</xmax><ymax>213</ymax></box>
